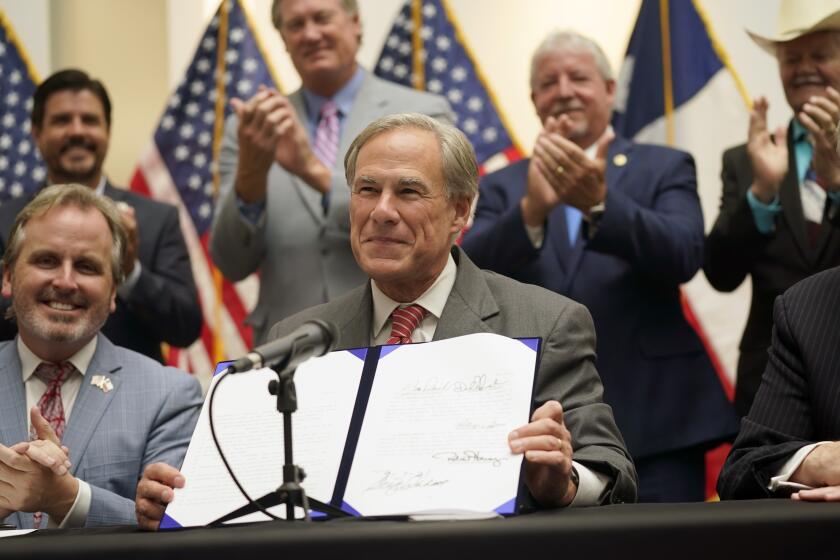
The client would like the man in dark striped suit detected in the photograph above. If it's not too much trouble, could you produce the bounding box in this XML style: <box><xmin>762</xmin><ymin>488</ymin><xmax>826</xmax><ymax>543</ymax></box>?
<box><xmin>718</xmin><ymin>261</ymin><xmax>840</xmax><ymax>500</ymax></box>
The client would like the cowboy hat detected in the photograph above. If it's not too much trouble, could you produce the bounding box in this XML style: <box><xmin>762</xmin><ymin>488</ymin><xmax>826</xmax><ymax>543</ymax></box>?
<box><xmin>747</xmin><ymin>0</ymin><xmax>840</xmax><ymax>55</ymax></box>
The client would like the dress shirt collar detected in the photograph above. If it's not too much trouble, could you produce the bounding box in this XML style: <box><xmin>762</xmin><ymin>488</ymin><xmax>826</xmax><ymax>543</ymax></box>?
<box><xmin>19</xmin><ymin>335</ymin><xmax>97</xmax><ymax>383</ymax></box>
<box><xmin>302</xmin><ymin>65</ymin><xmax>366</xmax><ymax>131</ymax></box>
<box><xmin>370</xmin><ymin>253</ymin><xmax>457</xmax><ymax>341</ymax></box>
<box><xmin>93</xmin><ymin>176</ymin><xmax>107</xmax><ymax>196</ymax></box>
<box><xmin>583</xmin><ymin>125</ymin><xmax>613</xmax><ymax>159</ymax></box>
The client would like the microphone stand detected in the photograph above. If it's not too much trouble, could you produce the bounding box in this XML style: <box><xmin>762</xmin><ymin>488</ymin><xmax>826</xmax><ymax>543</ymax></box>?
<box><xmin>211</xmin><ymin>358</ymin><xmax>349</xmax><ymax>525</ymax></box>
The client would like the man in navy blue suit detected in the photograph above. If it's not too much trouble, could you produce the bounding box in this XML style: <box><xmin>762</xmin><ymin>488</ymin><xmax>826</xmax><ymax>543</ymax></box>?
<box><xmin>461</xmin><ymin>30</ymin><xmax>738</xmax><ymax>502</ymax></box>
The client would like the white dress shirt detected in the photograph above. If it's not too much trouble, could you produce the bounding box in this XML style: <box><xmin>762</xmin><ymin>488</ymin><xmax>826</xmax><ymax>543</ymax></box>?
<box><xmin>769</xmin><ymin>441</ymin><xmax>833</xmax><ymax>492</ymax></box>
<box><xmin>368</xmin><ymin>253</ymin><xmax>611</xmax><ymax>506</ymax></box>
<box><xmin>19</xmin><ymin>337</ymin><xmax>96</xmax><ymax>528</ymax></box>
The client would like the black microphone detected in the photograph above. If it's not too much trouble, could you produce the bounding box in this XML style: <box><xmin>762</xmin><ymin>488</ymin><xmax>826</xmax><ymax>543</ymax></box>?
<box><xmin>228</xmin><ymin>320</ymin><xmax>338</xmax><ymax>373</ymax></box>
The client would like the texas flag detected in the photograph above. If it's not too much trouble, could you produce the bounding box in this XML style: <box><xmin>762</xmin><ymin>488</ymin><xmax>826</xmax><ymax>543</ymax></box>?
<box><xmin>612</xmin><ymin>0</ymin><xmax>753</xmax><ymax>498</ymax></box>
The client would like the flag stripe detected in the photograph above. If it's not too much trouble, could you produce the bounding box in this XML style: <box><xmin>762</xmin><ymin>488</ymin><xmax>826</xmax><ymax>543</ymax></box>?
<box><xmin>129</xmin><ymin>0</ymin><xmax>278</xmax><ymax>384</ymax></box>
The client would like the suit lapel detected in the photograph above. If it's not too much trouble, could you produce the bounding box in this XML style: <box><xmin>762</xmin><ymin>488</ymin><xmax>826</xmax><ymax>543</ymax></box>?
<box><xmin>339</xmin><ymin>72</ymin><xmax>387</xmax><ymax>157</ymax></box>
<box><xmin>336</xmin><ymin>284</ymin><xmax>375</xmax><ymax>349</ymax></box>
<box><xmin>812</xmin><ymin>203</ymin><xmax>838</xmax><ymax>264</ymax></box>
<box><xmin>0</xmin><ymin>343</ymin><xmax>28</xmax><ymax>448</ymax></box>
<box><xmin>780</xmin><ymin>129</ymin><xmax>811</xmax><ymax>264</ymax></box>
<box><xmin>561</xmin><ymin>137</ymin><xmax>632</xmax><ymax>294</ymax></box>
<box><xmin>103</xmin><ymin>181</ymin><xmax>124</xmax><ymax>201</ymax></box>
<box><xmin>434</xmin><ymin>248</ymin><xmax>499</xmax><ymax>340</ymax></box>
<box><xmin>62</xmin><ymin>335</ymin><xmax>123</xmax><ymax>475</ymax></box>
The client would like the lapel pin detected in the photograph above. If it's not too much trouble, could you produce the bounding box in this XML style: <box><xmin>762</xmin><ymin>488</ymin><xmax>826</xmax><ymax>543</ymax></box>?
<box><xmin>90</xmin><ymin>374</ymin><xmax>114</xmax><ymax>393</ymax></box>
<box><xmin>613</xmin><ymin>154</ymin><xmax>628</xmax><ymax>167</ymax></box>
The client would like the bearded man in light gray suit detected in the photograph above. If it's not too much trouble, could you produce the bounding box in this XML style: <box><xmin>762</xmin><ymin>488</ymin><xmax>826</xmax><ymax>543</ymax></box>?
<box><xmin>0</xmin><ymin>185</ymin><xmax>201</xmax><ymax>529</ymax></box>
<box><xmin>210</xmin><ymin>0</ymin><xmax>452</xmax><ymax>345</ymax></box>
<box><xmin>137</xmin><ymin>114</ymin><xmax>636</xmax><ymax>529</ymax></box>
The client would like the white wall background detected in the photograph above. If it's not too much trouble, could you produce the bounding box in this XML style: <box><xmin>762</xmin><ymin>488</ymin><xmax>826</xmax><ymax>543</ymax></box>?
<box><xmin>1</xmin><ymin>0</ymin><xmax>789</xmax><ymax>186</ymax></box>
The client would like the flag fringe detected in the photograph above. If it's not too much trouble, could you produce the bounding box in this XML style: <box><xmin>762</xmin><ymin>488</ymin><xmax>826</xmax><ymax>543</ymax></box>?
<box><xmin>0</xmin><ymin>9</ymin><xmax>41</xmax><ymax>84</ymax></box>
<box><xmin>691</xmin><ymin>0</ymin><xmax>752</xmax><ymax>109</ymax></box>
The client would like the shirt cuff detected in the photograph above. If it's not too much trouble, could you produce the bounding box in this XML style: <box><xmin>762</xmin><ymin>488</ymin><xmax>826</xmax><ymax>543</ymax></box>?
<box><xmin>524</xmin><ymin>223</ymin><xmax>545</xmax><ymax>249</ymax></box>
<box><xmin>47</xmin><ymin>479</ymin><xmax>91</xmax><ymax>529</ymax></box>
<box><xmin>235</xmin><ymin>196</ymin><xmax>266</xmax><ymax>225</ymax></box>
<box><xmin>768</xmin><ymin>441</ymin><xmax>833</xmax><ymax>492</ymax></box>
<box><xmin>746</xmin><ymin>190</ymin><xmax>781</xmax><ymax>234</ymax></box>
<box><xmin>569</xmin><ymin>460</ymin><xmax>611</xmax><ymax>507</ymax></box>
<box><xmin>116</xmin><ymin>261</ymin><xmax>142</xmax><ymax>298</ymax></box>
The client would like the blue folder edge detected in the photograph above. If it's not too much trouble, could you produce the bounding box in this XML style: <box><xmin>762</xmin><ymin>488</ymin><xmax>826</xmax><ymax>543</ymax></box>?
<box><xmin>159</xmin><ymin>513</ymin><xmax>182</xmax><ymax>530</ymax></box>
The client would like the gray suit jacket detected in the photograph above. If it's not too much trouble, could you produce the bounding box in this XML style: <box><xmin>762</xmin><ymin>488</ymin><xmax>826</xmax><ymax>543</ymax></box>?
<box><xmin>209</xmin><ymin>69</ymin><xmax>453</xmax><ymax>345</ymax></box>
<box><xmin>0</xmin><ymin>335</ymin><xmax>202</xmax><ymax>528</ymax></box>
<box><xmin>268</xmin><ymin>248</ymin><xmax>638</xmax><ymax>506</ymax></box>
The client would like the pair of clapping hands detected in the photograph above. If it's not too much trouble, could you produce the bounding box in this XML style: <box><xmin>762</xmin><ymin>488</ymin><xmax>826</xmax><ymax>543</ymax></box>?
<box><xmin>749</xmin><ymin>86</ymin><xmax>840</xmax><ymax>202</ymax></box>
<box><xmin>0</xmin><ymin>408</ymin><xmax>75</xmax><ymax>523</ymax></box>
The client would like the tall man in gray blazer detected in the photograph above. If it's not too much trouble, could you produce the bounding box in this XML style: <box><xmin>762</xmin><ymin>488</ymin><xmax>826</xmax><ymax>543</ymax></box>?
<box><xmin>136</xmin><ymin>114</ymin><xmax>636</xmax><ymax>530</ymax></box>
<box><xmin>209</xmin><ymin>0</ymin><xmax>452</xmax><ymax>345</ymax></box>
<box><xmin>0</xmin><ymin>184</ymin><xmax>201</xmax><ymax>528</ymax></box>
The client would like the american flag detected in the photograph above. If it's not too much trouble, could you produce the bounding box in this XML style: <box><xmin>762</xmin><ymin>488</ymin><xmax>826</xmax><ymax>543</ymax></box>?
<box><xmin>375</xmin><ymin>0</ymin><xmax>523</xmax><ymax>175</ymax></box>
<box><xmin>130</xmin><ymin>0</ymin><xmax>277</xmax><ymax>388</ymax></box>
<box><xmin>0</xmin><ymin>10</ymin><xmax>46</xmax><ymax>206</ymax></box>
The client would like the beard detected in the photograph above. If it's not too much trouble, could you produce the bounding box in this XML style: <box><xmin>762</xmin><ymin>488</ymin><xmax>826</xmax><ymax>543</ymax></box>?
<box><xmin>13</xmin><ymin>284</ymin><xmax>110</xmax><ymax>346</ymax></box>
<box><xmin>48</xmin><ymin>137</ymin><xmax>103</xmax><ymax>184</ymax></box>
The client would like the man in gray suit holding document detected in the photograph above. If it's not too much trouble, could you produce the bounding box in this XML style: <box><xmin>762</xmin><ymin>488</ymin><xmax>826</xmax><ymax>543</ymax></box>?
<box><xmin>137</xmin><ymin>114</ymin><xmax>636</xmax><ymax>529</ymax></box>
<box><xmin>0</xmin><ymin>185</ymin><xmax>201</xmax><ymax>528</ymax></box>
<box><xmin>210</xmin><ymin>0</ymin><xmax>452</xmax><ymax>344</ymax></box>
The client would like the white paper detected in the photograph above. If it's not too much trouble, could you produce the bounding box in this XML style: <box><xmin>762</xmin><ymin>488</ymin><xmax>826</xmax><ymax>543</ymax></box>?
<box><xmin>164</xmin><ymin>350</ymin><xmax>364</xmax><ymax>527</ymax></box>
<box><xmin>343</xmin><ymin>333</ymin><xmax>536</xmax><ymax>516</ymax></box>
<box><xmin>0</xmin><ymin>529</ymin><xmax>35</xmax><ymax>538</ymax></box>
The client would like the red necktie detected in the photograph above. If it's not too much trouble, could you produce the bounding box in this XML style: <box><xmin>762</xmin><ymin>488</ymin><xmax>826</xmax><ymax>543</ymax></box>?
<box><xmin>386</xmin><ymin>304</ymin><xmax>428</xmax><ymax>344</ymax></box>
<box><xmin>31</xmin><ymin>362</ymin><xmax>75</xmax><ymax>441</ymax></box>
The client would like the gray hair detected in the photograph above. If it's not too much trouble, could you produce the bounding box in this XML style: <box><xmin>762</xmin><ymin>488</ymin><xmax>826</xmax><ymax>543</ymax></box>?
<box><xmin>344</xmin><ymin>113</ymin><xmax>478</xmax><ymax>203</ymax></box>
<box><xmin>530</xmin><ymin>30</ymin><xmax>614</xmax><ymax>88</ymax></box>
<box><xmin>3</xmin><ymin>184</ymin><xmax>127</xmax><ymax>286</ymax></box>
<box><xmin>272</xmin><ymin>0</ymin><xmax>359</xmax><ymax>30</ymax></box>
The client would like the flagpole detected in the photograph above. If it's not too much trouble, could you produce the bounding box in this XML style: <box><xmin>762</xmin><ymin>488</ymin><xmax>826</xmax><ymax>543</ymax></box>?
<box><xmin>410</xmin><ymin>0</ymin><xmax>425</xmax><ymax>89</ymax></box>
<box><xmin>211</xmin><ymin>0</ymin><xmax>232</xmax><ymax>365</ymax></box>
<box><xmin>659</xmin><ymin>0</ymin><xmax>675</xmax><ymax>147</ymax></box>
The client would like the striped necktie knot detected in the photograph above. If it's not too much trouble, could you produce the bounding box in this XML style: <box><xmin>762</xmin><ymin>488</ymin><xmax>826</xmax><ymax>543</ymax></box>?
<box><xmin>386</xmin><ymin>304</ymin><xmax>428</xmax><ymax>345</ymax></box>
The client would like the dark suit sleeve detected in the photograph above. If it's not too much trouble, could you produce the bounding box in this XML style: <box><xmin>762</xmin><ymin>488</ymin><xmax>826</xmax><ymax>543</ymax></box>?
<box><xmin>120</xmin><ymin>202</ymin><xmax>202</xmax><ymax>348</ymax></box>
<box><xmin>461</xmin><ymin>166</ymin><xmax>542</xmax><ymax>275</ymax></box>
<box><xmin>717</xmin><ymin>293</ymin><xmax>815</xmax><ymax>499</ymax></box>
<box><xmin>584</xmin><ymin>149</ymin><xmax>704</xmax><ymax>285</ymax></box>
<box><xmin>536</xmin><ymin>300</ymin><xmax>638</xmax><ymax>505</ymax></box>
<box><xmin>704</xmin><ymin>147</ymin><xmax>772</xmax><ymax>292</ymax></box>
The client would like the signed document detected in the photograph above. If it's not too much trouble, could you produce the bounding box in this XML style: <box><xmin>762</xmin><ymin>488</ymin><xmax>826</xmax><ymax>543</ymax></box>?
<box><xmin>344</xmin><ymin>334</ymin><xmax>538</xmax><ymax>516</ymax></box>
<box><xmin>162</xmin><ymin>333</ymin><xmax>538</xmax><ymax>528</ymax></box>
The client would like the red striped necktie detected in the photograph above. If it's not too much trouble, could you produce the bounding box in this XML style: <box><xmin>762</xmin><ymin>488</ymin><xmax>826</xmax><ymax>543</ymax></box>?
<box><xmin>386</xmin><ymin>304</ymin><xmax>428</xmax><ymax>344</ymax></box>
